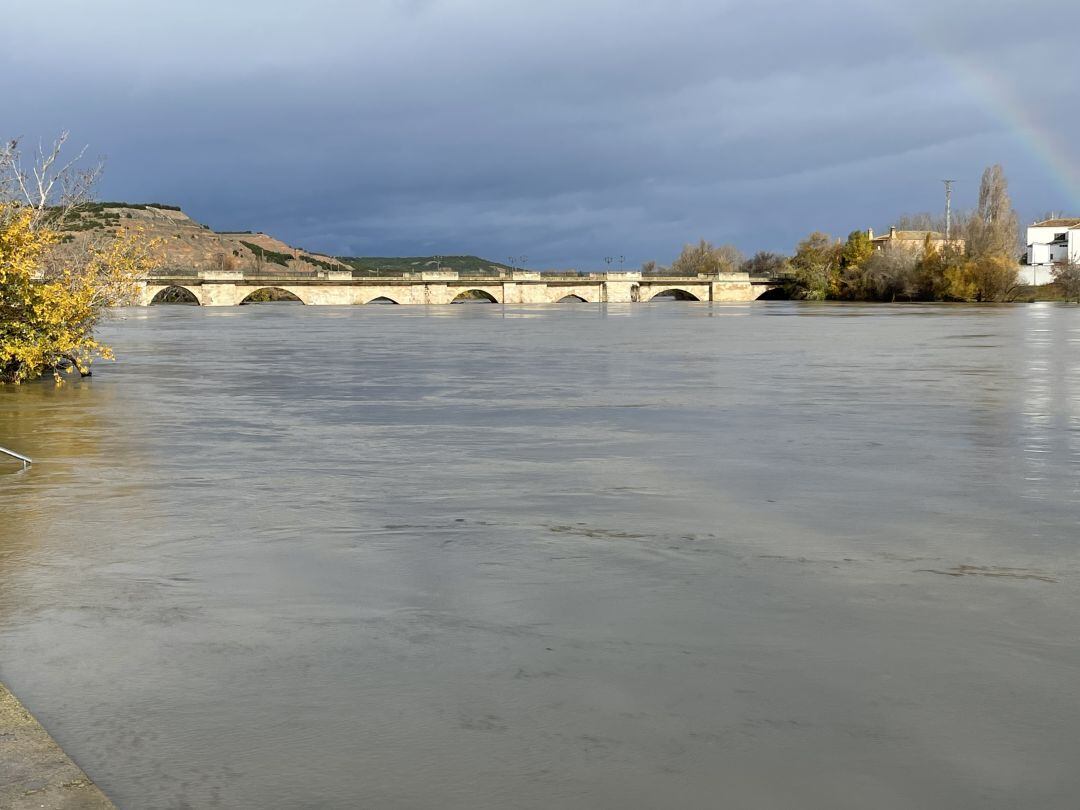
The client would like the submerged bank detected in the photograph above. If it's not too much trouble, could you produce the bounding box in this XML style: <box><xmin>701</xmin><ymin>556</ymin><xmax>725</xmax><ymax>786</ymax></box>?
<box><xmin>0</xmin><ymin>682</ymin><xmax>116</xmax><ymax>809</ymax></box>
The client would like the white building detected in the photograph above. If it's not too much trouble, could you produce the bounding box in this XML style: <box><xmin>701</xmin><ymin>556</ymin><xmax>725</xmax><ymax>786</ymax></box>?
<box><xmin>1024</xmin><ymin>218</ymin><xmax>1080</xmax><ymax>285</ymax></box>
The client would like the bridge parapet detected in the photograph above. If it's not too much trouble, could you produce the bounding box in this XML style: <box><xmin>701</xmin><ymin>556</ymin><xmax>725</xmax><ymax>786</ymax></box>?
<box><xmin>139</xmin><ymin>268</ymin><xmax>781</xmax><ymax>306</ymax></box>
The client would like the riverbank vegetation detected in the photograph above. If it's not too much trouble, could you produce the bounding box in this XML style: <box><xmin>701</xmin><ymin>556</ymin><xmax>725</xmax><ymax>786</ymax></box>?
<box><xmin>781</xmin><ymin>164</ymin><xmax>1023</xmax><ymax>302</ymax></box>
<box><xmin>1</xmin><ymin>133</ymin><xmax>158</xmax><ymax>384</ymax></box>
<box><xmin>648</xmin><ymin>164</ymin><xmax>1057</xmax><ymax>304</ymax></box>
<box><xmin>1050</xmin><ymin>262</ymin><xmax>1080</xmax><ymax>302</ymax></box>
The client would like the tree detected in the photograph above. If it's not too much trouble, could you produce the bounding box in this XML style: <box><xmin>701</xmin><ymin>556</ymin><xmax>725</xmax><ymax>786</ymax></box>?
<box><xmin>3</xmin><ymin>132</ymin><xmax>103</xmax><ymax>232</ymax></box>
<box><xmin>1</xmin><ymin>134</ymin><xmax>157</xmax><ymax>384</ymax></box>
<box><xmin>891</xmin><ymin>211</ymin><xmax>969</xmax><ymax>236</ymax></box>
<box><xmin>640</xmin><ymin>260</ymin><xmax>663</xmax><ymax>276</ymax></box>
<box><xmin>913</xmin><ymin>240</ymin><xmax>964</xmax><ymax>301</ymax></box>
<box><xmin>251</xmin><ymin>244</ymin><xmax>265</xmax><ymax>274</ymax></box>
<box><xmin>852</xmin><ymin>246</ymin><xmax>918</xmax><ymax>301</ymax></box>
<box><xmin>1051</xmin><ymin>260</ymin><xmax>1080</xmax><ymax>303</ymax></box>
<box><xmin>789</xmin><ymin>232</ymin><xmax>841</xmax><ymax>299</ymax></box>
<box><xmin>838</xmin><ymin>230</ymin><xmax>875</xmax><ymax>299</ymax></box>
<box><xmin>967</xmin><ymin>164</ymin><xmax>1020</xmax><ymax>261</ymax></box>
<box><xmin>740</xmin><ymin>251</ymin><xmax>789</xmax><ymax>277</ymax></box>
<box><xmin>925</xmin><ymin>165</ymin><xmax>1021</xmax><ymax>302</ymax></box>
<box><xmin>670</xmin><ymin>240</ymin><xmax>744</xmax><ymax>276</ymax></box>
<box><xmin>212</xmin><ymin>251</ymin><xmax>238</xmax><ymax>274</ymax></box>
<box><xmin>892</xmin><ymin>212</ymin><xmax>946</xmax><ymax>233</ymax></box>
<box><xmin>713</xmin><ymin>243</ymin><xmax>745</xmax><ymax>274</ymax></box>
<box><xmin>841</xmin><ymin>230</ymin><xmax>873</xmax><ymax>269</ymax></box>
<box><xmin>944</xmin><ymin>255</ymin><xmax>1019</xmax><ymax>303</ymax></box>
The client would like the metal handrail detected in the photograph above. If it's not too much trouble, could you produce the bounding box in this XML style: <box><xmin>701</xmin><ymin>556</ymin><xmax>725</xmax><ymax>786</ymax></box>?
<box><xmin>0</xmin><ymin>446</ymin><xmax>31</xmax><ymax>469</ymax></box>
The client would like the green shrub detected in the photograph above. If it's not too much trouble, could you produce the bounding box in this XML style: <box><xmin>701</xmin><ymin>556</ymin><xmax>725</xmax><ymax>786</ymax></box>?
<box><xmin>239</xmin><ymin>240</ymin><xmax>292</xmax><ymax>267</ymax></box>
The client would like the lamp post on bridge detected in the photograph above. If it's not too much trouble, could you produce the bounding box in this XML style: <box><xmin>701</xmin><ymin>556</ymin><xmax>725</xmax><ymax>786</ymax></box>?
<box><xmin>506</xmin><ymin>256</ymin><xmax>527</xmax><ymax>277</ymax></box>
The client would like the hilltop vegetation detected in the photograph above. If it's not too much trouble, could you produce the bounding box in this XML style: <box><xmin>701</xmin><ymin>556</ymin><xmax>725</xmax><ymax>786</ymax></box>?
<box><xmin>338</xmin><ymin>255</ymin><xmax>511</xmax><ymax>276</ymax></box>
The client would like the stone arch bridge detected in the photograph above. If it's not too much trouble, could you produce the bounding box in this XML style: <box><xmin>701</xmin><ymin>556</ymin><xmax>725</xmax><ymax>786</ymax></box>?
<box><xmin>139</xmin><ymin>270</ymin><xmax>780</xmax><ymax>307</ymax></box>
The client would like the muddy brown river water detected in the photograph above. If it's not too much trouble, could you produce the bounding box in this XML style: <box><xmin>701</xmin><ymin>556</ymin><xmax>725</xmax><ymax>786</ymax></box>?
<box><xmin>1</xmin><ymin>301</ymin><xmax>1079</xmax><ymax>809</ymax></box>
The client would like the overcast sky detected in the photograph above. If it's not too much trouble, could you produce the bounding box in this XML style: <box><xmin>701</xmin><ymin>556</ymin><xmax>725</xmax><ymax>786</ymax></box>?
<box><xmin>3</xmin><ymin>0</ymin><xmax>1078</xmax><ymax>267</ymax></box>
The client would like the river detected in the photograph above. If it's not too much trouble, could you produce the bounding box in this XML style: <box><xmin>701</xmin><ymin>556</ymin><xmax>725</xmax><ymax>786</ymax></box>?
<box><xmin>2</xmin><ymin>301</ymin><xmax>1079</xmax><ymax>809</ymax></box>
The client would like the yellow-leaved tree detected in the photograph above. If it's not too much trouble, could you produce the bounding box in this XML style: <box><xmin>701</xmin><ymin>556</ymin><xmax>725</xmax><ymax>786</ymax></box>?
<box><xmin>1</xmin><ymin>134</ymin><xmax>159</xmax><ymax>384</ymax></box>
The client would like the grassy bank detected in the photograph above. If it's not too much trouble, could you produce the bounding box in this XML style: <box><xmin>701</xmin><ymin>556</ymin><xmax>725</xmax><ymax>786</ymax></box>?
<box><xmin>1013</xmin><ymin>282</ymin><xmax>1080</xmax><ymax>303</ymax></box>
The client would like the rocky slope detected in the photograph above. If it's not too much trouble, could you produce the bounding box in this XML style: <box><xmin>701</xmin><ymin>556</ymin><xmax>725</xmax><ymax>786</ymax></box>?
<box><xmin>57</xmin><ymin>203</ymin><xmax>350</xmax><ymax>276</ymax></box>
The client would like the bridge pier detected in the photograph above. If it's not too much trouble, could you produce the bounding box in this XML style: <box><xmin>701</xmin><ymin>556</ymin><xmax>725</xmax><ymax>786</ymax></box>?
<box><xmin>711</xmin><ymin>277</ymin><xmax>755</xmax><ymax>301</ymax></box>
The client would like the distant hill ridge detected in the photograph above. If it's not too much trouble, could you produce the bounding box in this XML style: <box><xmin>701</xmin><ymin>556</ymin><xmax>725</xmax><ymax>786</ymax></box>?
<box><xmin>51</xmin><ymin>202</ymin><xmax>510</xmax><ymax>278</ymax></box>
<box><xmin>337</xmin><ymin>256</ymin><xmax>511</xmax><ymax>276</ymax></box>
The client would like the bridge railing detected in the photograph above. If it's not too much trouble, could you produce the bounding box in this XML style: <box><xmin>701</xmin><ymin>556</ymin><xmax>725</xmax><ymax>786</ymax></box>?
<box><xmin>0</xmin><ymin>446</ymin><xmax>32</xmax><ymax>469</ymax></box>
<box><xmin>144</xmin><ymin>268</ymin><xmax>787</xmax><ymax>283</ymax></box>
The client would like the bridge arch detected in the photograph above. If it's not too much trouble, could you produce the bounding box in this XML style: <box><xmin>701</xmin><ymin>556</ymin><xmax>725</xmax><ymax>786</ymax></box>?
<box><xmin>644</xmin><ymin>287</ymin><xmax>701</xmax><ymax>302</ymax></box>
<box><xmin>556</xmin><ymin>294</ymin><xmax>588</xmax><ymax>303</ymax></box>
<box><xmin>364</xmin><ymin>295</ymin><xmax>400</xmax><ymax>305</ymax></box>
<box><xmin>149</xmin><ymin>285</ymin><xmax>202</xmax><ymax>305</ymax></box>
<box><xmin>239</xmin><ymin>287</ymin><xmax>305</xmax><ymax>305</ymax></box>
<box><xmin>755</xmin><ymin>285</ymin><xmax>789</xmax><ymax>300</ymax></box>
<box><xmin>451</xmin><ymin>289</ymin><xmax>500</xmax><ymax>303</ymax></box>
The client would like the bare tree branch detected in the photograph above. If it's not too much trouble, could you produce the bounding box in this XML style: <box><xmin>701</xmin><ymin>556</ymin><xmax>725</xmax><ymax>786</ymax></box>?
<box><xmin>1</xmin><ymin>131</ymin><xmax>101</xmax><ymax>230</ymax></box>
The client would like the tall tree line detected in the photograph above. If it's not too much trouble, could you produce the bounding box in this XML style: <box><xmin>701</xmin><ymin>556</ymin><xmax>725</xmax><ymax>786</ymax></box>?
<box><xmin>639</xmin><ymin>164</ymin><xmax>1027</xmax><ymax>302</ymax></box>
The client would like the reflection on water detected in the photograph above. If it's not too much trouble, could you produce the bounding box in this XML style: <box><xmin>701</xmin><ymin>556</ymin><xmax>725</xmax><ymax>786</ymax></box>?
<box><xmin>2</xmin><ymin>302</ymin><xmax>1080</xmax><ymax>809</ymax></box>
<box><xmin>0</xmin><ymin>379</ymin><xmax>110</xmax><ymax>594</ymax></box>
<box><xmin>1019</xmin><ymin>304</ymin><xmax>1080</xmax><ymax>507</ymax></box>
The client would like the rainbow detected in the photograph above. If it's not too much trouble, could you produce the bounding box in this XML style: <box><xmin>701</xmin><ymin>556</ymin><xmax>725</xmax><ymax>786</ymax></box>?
<box><xmin>947</xmin><ymin>55</ymin><xmax>1080</xmax><ymax>211</ymax></box>
<box><xmin>870</xmin><ymin>2</ymin><xmax>1080</xmax><ymax>212</ymax></box>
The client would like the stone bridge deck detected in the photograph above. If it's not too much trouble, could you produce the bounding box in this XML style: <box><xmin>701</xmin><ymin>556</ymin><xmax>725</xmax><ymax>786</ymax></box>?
<box><xmin>139</xmin><ymin>270</ymin><xmax>781</xmax><ymax>306</ymax></box>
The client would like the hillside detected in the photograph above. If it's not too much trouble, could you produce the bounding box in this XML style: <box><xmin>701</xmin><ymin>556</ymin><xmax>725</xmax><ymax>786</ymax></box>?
<box><xmin>51</xmin><ymin>203</ymin><xmax>515</xmax><ymax>278</ymax></box>
<box><xmin>53</xmin><ymin>203</ymin><xmax>351</xmax><ymax>276</ymax></box>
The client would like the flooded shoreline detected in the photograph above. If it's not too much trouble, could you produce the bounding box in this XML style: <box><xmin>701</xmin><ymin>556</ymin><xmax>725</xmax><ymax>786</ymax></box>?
<box><xmin>2</xmin><ymin>302</ymin><xmax>1079</xmax><ymax>808</ymax></box>
<box><xmin>0</xmin><ymin>681</ymin><xmax>116</xmax><ymax>809</ymax></box>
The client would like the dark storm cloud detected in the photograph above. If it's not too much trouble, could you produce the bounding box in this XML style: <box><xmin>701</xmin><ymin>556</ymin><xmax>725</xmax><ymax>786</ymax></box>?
<box><xmin>2</xmin><ymin>0</ymin><xmax>1078</xmax><ymax>266</ymax></box>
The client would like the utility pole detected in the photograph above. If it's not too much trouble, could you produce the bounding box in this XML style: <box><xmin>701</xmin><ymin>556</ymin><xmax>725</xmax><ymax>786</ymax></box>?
<box><xmin>942</xmin><ymin>180</ymin><xmax>955</xmax><ymax>241</ymax></box>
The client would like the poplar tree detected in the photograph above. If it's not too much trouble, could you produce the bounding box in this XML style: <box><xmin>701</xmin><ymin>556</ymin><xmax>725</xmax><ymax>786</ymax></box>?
<box><xmin>950</xmin><ymin>164</ymin><xmax>1021</xmax><ymax>301</ymax></box>
<box><xmin>968</xmin><ymin>164</ymin><xmax>1020</xmax><ymax>261</ymax></box>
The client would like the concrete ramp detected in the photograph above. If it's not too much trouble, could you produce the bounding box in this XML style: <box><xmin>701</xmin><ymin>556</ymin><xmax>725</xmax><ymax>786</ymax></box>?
<box><xmin>0</xmin><ymin>682</ymin><xmax>116</xmax><ymax>809</ymax></box>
